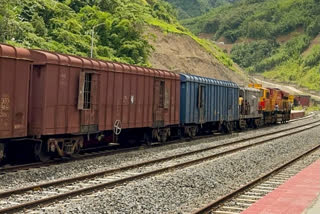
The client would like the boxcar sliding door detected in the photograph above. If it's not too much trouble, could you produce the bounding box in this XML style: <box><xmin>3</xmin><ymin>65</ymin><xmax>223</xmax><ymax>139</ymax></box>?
<box><xmin>78</xmin><ymin>71</ymin><xmax>99</xmax><ymax>133</ymax></box>
<box><xmin>153</xmin><ymin>78</ymin><xmax>167</xmax><ymax>127</ymax></box>
<box><xmin>198</xmin><ymin>85</ymin><xmax>205</xmax><ymax>124</ymax></box>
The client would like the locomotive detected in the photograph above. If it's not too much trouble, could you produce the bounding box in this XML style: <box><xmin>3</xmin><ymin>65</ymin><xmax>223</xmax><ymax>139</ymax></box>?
<box><xmin>0</xmin><ymin>44</ymin><xmax>291</xmax><ymax>163</ymax></box>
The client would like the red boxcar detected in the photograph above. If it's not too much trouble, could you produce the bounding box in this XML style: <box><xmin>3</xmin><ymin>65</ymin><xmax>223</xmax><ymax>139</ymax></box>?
<box><xmin>29</xmin><ymin>50</ymin><xmax>180</xmax><ymax>156</ymax></box>
<box><xmin>294</xmin><ymin>95</ymin><xmax>311</xmax><ymax>107</ymax></box>
<box><xmin>0</xmin><ymin>44</ymin><xmax>31</xmax><ymax>139</ymax></box>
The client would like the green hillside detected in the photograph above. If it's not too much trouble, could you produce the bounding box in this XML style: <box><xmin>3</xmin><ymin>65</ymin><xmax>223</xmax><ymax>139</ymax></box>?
<box><xmin>0</xmin><ymin>0</ymin><xmax>238</xmax><ymax>72</ymax></box>
<box><xmin>164</xmin><ymin>0</ymin><xmax>238</xmax><ymax>19</ymax></box>
<box><xmin>0</xmin><ymin>0</ymin><xmax>179</xmax><ymax>65</ymax></box>
<box><xmin>182</xmin><ymin>0</ymin><xmax>320</xmax><ymax>91</ymax></box>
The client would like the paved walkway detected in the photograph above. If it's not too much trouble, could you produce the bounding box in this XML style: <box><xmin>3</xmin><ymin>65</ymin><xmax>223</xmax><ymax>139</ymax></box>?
<box><xmin>303</xmin><ymin>193</ymin><xmax>320</xmax><ymax>214</ymax></box>
<box><xmin>241</xmin><ymin>160</ymin><xmax>320</xmax><ymax>214</ymax></box>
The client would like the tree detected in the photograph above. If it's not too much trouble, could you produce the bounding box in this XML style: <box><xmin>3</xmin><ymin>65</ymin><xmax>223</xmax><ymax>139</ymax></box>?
<box><xmin>68</xmin><ymin>0</ymin><xmax>94</xmax><ymax>12</ymax></box>
<box><xmin>98</xmin><ymin>0</ymin><xmax>121</xmax><ymax>12</ymax></box>
<box><xmin>31</xmin><ymin>14</ymin><xmax>47</xmax><ymax>36</ymax></box>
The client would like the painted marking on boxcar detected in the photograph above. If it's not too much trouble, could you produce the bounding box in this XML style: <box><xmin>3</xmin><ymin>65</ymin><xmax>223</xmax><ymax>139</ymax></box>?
<box><xmin>123</xmin><ymin>96</ymin><xmax>128</xmax><ymax>104</ymax></box>
<box><xmin>59</xmin><ymin>72</ymin><xmax>67</xmax><ymax>86</ymax></box>
<box><xmin>0</xmin><ymin>95</ymin><xmax>10</xmax><ymax>118</ymax></box>
<box><xmin>14</xmin><ymin>112</ymin><xmax>24</xmax><ymax>129</ymax></box>
<box><xmin>0</xmin><ymin>95</ymin><xmax>10</xmax><ymax>128</ymax></box>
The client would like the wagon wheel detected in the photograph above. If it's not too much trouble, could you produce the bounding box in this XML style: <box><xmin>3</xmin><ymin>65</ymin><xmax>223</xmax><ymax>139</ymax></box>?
<box><xmin>255</xmin><ymin>119</ymin><xmax>261</xmax><ymax>128</ymax></box>
<box><xmin>218</xmin><ymin>122</ymin><xmax>223</xmax><ymax>133</ymax></box>
<box><xmin>0</xmin><ymin>143</ymin><xmax>5</xmax><ymax>164</ymax></box>
<box><xmin>227</xmin><ymin>122</ymin><xmax>233</xmax><ymax>133</ymax></box>
<box><xmin>34</xmin><ymin>142</ymin><xmax>50</xmax><ymax>162</ymax></box>
<box><xmin>72</xmin><ymin>139</ymin><xmax>81</xmax><ymax>155</ymax></box>
<box><xmin>160</xmin><ymin>133</ymin><xmax>167</xmax><ymax>143</ymax></box>
<box><xmin>191</xmin><ymin>127</ymin><xmax>197</xmax><ymax>137</ymax></box>
<box><xmin>222</xmin><ymin>122</ymin><xmax>230</xmax><ymax>134</ymax></box>
<box><xmin>177</xmin><ymin>128</ymin><xmax>184</xmax><ymax>139</ymax></box>
<box><xmin>144</xmin><ymin>133</ymin><xmax>152</xmax><ymax>146</ymax></box>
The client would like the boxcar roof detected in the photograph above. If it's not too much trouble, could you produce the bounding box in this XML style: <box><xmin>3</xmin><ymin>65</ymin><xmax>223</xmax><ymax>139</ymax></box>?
<box><xmin>180</xmin><ymin>73</ymin><xmax>238</xmax><ymax>88</ymax></box>
<box><xmin>29</xmin><ymin>48</ymin><xmax>179</xmax><ymax>79</ymax></box>
<box><xmin>240</xmin><ymin>87</ymin><xmax>260</xmax><ymax>92</ymax></box>
<box><xmin>0</xmin><ymin>44</ymin><xmax>31</xmax><ymax>61</ymax></box>
<box><xmin>295</xmin><ymin>95</ymin><xmax>311</xmax><ymax>98</ymax></box>
<box><xmin>107</xmin><ymin>61</ymin><xmax>179</xmax><ymax>79</ymax></box>
<box><xmin>30</xmin><ymin>49</ymin><xmax>104</xmax><ymax>70</ymax></box>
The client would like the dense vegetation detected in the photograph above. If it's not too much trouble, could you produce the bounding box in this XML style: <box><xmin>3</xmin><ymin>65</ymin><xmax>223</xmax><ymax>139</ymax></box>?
<box><xmin>0</xmin><ymin>0</ymin><xmax>177</xmax><ymax>65</ymax></box>
<box><xmin>183</xmin><ymin>0</ymin><xmax>320</xmax><ymax>42</ymax></box>
<box><xmin>164</xmin><ymin>0</ymin><xmax>238</xmax><ymax>19</ymax></box>
<box><xmin>0</xmin><ymin>0</ymin><xmax>238</xmax><ymax>72</ymax></box>
<box><xmin>181</xmin><ymin>0</ymin><xmax>320</xmax><ymax>91</ymax></box>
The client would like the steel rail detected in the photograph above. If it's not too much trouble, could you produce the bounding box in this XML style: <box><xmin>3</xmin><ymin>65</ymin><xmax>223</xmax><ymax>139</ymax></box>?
<box><xmin>0</xmin><ymin>145</ymin><xmax>135</xmax><ymax>173</ymax></box>
<box><xmin>1</xmin><ymin>120</ymin><xmax>319</xmax><ymax>199</ymax></box>
<box><xmin>0</xmin><ymin>122</ymin><xmax>319</xmax><ymax>213</ymax></box>
<box><xmin>0</xmin><ymin>115</ymin><xmax>316</xmax><ymax>174</ymax></box>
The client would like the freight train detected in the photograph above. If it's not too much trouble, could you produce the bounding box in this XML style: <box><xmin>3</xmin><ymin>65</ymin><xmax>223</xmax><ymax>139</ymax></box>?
<box><xmin>0</xmin><ymin>44</ymin><xmax>291</xmax><ymax>163</ymax></box>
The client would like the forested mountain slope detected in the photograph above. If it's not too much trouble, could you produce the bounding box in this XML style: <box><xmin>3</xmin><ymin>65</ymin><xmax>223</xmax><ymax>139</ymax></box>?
<box><xmin>0</xmin><ymin>0</ymin><xmax>177</xmax><ymax>65</ymax></box>
<box><xmin>0</xmin><ymin>0</ymin><xmax>246</xmax><ymax>83</ymax></box>
<box><xmin>164</xmin><ymin>0</ymin><xmax>238</xmax><ymax>19</ymax></box>
<box><xmin>181</xmin><ymin>0</ymin><xmax>320</xmax><ymax>91</ymax></box>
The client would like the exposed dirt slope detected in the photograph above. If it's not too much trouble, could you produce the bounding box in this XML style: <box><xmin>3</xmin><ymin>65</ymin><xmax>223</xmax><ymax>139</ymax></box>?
<box><xmin>147</xmin><ymin>27</ymin><xmax>248</xmax><ymax>84</ymax></box>
<box><xmin>302</xmin><ymin>33</ymin><xmax>320</xmax><ymax>56</ymax></box>
<box><xmin>199</xmin><ymin>29</ymin><xmax>305</xmax><ymax>54</ymax></box>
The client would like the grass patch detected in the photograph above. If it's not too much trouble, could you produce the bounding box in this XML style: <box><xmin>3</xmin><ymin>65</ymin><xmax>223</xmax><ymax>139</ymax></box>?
<box><xmin>305</xmin><ymin>105</ymin><xmax>320</xmax><ymax>114</ymax></box>
<box><xmin>262</xmin><ymin>42</ymin><xmax>320</xmax><ymax>91</ymax></box>
<box><xmin>294</xmin><ymin>105</ymin><xmax>320</xmax><ymax>114</ymax></box>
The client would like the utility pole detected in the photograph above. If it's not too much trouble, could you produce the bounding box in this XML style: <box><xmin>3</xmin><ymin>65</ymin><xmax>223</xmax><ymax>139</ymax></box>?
<box><xmin>90</xmin><ymin>23</ymin><xmax>106</xmax><ymax>58</ymax></box>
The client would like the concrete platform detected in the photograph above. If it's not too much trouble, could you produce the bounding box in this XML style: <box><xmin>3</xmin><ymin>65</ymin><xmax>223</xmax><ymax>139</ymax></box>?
<box><xmin>290</xmin><ymin>110</ymin><xmax>305</xmax><ymax>120</ymax></box>
<box><xmin>241</xmin><ymin>160</ymin><xmax>320</xmax><ymax>214</ymax></box>
<box><xmin>303</xmin><ymin>193</ymin><xmax>320</xmax><ymax>214</ymax></box>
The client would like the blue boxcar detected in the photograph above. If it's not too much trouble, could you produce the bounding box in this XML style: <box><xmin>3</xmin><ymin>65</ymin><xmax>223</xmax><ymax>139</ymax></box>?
<box><xmin>180</xmin><ymin>74</ymin><xmax>239</xmax><ymax>125</ymax></box>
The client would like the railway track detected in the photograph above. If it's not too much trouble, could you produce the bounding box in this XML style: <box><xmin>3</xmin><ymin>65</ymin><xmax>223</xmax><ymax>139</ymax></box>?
<box><xmin>0</xmin><ymin>145</ymin><xmax>135</xmax><ymax>174</ymax></box>
<box><xmin>0</xmin><ymin>114</ymin><xmax>317</xmax><ymax>174</ymax></box>
<box><xmin>0</xmin><ymin>133</ymin><xmax>228</xmax><ymax>174</ymax></box>
<box><xmin>0</xmin><ymin>120</ymin><xmax>319</xmax><ymax>213</ymax></box>
<box><xmin>191</xmin><ymin>143</ymin><xmax>320</xmax><ymax>214</ymax></box>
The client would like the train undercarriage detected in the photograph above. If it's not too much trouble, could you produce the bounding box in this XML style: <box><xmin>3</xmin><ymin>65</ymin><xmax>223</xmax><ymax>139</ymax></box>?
<box><xmin>263</xmin><ymin>111</ymin><xmax>291</xmax><ymax>125</ymax></box>
<box><xmin>0</xmin><ymin>111</ymin><xmax>292</xmax><ymax>165</ymax></box>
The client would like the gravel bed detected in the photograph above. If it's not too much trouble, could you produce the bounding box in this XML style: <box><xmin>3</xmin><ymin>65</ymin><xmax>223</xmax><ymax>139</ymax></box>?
<box><xmin>1</xmin><ymin>124</ymin><xmax>314</xmax><ymax>210</ymax></box>
<box><xmin>27</xmin><ymin>123</ymin><xmax>320</xmax><ymax>214</ymax></box>
<box><xmin>0</xmin><ymin>114</ymin><xmax>319</xmax><ymax>192</ymax></box>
